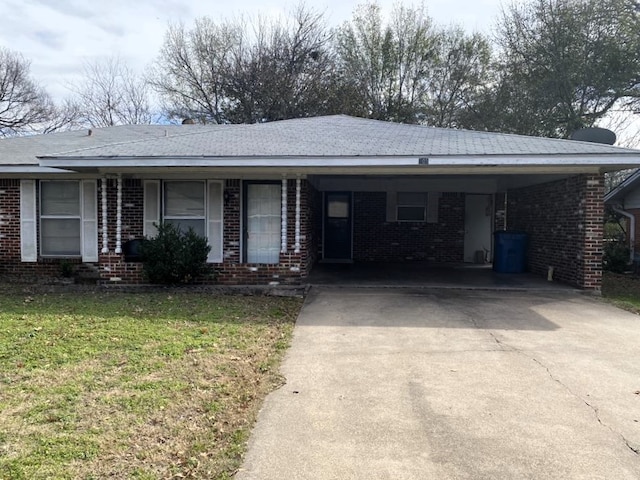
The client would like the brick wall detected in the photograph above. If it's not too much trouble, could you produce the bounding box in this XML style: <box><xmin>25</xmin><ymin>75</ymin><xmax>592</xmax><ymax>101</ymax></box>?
<box><xmin>214</xmin><ymin>179</ymin><xmax>312</xmax><ymax>285</ymax></box>
<box><xmin>352</xmin><ymin>191</ymin><xmax>465</xmax><ymax>263</ymax></box>
<box><xmin>1</xmin><ymin>178</ymin><xmax>314</xmax><ymax>285</ymax></box>
<box><xmin>0</xmin><ymin>180</ymin><xmax>20</xmax><ymax>269</ymax></box>
<box><xmin>0</xmin><ymin>179</ymin><xmax>97</xmax><ymax>280</ymax></box>
<box><xmin>507</xmin><ymin>174</ymin><xmax>604</xmax><ymax>290</ymax></box>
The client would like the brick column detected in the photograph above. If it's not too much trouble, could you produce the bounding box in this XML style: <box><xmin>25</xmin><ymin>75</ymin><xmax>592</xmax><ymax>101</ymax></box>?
<box><xmin>578</xmin><ymin>174</ymin><xmax>604</xmax><ymax>290</ymax></box>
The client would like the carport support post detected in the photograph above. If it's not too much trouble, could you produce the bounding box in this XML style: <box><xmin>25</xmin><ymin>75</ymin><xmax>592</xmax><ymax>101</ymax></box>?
<box><xmin>579</xmin><ymin>175</ymin><xmax>604</xmax><ymax>291</ymax></box>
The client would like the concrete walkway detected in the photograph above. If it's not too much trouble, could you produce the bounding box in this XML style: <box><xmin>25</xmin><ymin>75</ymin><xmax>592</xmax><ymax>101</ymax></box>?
<box><xmin>236</xmin><ymin>287</ymin><xmax>640</xmax><ymax>480</ymax></box>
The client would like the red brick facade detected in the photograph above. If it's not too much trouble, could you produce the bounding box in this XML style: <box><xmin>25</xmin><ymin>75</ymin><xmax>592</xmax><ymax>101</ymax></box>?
<box><xmin>0</xmin><ymin>178</ymin><xmax>315</xmax><ymax>285</ymax></box>
<box><xmin>507</xmin><ymin>174</ymin><xmax>604</xmax><ymax>290</ymax></box>
<box><xmin>352</xmin><ymin>192</ymin><xmax>465</xmax><ymax>263</ymax></box>
<box><xmin>0</xmin><ymin>175</ymin><xmax>604</xmax><ymax>289</ymax></box>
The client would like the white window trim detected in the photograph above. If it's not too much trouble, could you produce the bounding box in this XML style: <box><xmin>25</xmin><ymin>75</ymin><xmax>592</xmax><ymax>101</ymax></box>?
<box><xmin>144</xmin><ymin>180</ymin><xmax>224</xmax><ymax>264</ymax></box>
<box><xmin>36</xmin><ymin>179</ymin><xmax>99</xmax><ymax>263</ymax></box>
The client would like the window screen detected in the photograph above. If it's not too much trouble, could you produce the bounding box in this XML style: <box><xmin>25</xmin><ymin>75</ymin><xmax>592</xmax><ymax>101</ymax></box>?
<box><xmin>40</xmin><ymin>181</ymin><xmax>81</xmax><ymax>256</ymax></box>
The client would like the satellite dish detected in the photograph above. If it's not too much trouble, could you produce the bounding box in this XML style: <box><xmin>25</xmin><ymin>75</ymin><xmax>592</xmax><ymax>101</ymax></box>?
<box><xmin>569</xmin><ymin>127</ymin><xmax>616</xmax><ymax>145</ymax></box>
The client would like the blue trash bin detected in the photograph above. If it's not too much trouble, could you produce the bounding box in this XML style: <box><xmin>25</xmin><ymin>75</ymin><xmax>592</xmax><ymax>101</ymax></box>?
<box><xmin>493</xmin><ymin>231</ymin><xmax>528</xmax><ymax>273</ymax></box>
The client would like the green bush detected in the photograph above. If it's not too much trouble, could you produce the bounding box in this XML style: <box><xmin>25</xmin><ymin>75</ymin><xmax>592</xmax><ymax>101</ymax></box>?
<box><xmin>603</xmin><ymin>241</ymin><xmax>630</xmax><ymax>274</ymax></box>
<box><xmin>141</xmin><ymin>223</ymin><xmax>212</xmax><ymax>284</ymax></box>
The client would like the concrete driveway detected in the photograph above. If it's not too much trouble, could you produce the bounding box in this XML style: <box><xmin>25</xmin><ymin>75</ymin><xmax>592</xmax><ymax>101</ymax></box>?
<box><xmin>236</xmin><ymin>287</ymin><xmax>640</xmax><ymax>480</ymax></box>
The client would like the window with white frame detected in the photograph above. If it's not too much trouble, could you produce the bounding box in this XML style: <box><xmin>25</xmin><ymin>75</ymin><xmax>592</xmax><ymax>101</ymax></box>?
<box><xmin>143</xmin><ymin>180</ymin><xmax>223</xmax><ymax>263</ymax></box>
<box><xmin>163</xmin><ymin>181</ymin><xmax>206</xmax><ymax>237</ymax></box>
<box><xmin>397</xmin><ymin>192</ymin><xmax>427</xmax><ymax>222</ymax></box>
<box><xmin>40</xmin><ymin>181</ymin><xmax>81</xmax><ymax>256</ymax></box>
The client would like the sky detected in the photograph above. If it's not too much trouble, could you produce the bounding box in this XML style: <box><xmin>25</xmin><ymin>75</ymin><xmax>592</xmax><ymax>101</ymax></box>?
<box><xmin>0</xmin><ymin>0</ymin><xmax>503</xmax><ymax>103</ymax></box>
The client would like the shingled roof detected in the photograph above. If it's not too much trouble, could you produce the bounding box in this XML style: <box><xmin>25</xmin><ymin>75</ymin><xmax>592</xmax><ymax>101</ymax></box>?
<box><xmin>2</xmin><ymin>116</ymin><xmax>640</xmax><ymax>175</ymax></box>
<box><xmin>42</xmin><ymin>115</ymin><xmax>640</xmax><ymax>159</ymax></box>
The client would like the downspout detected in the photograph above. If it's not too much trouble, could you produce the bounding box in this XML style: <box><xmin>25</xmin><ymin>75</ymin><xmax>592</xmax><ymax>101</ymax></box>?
<box><xmin>612</xmin><ymin>205</ymin><xmax>635</xmax><ymax>264</ymax></box>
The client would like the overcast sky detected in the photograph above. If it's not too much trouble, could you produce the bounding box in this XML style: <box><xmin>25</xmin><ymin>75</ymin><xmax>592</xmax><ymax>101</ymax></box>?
<box><xmin>0</xmin><ymin>0</ymin><xmax>503</xmax><ymax>102</ymax></box>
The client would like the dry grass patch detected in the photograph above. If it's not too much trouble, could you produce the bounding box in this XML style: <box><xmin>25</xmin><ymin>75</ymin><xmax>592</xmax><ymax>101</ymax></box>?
<box><xmin>0</xmin><ymin>286</ymin><xmax>302</xmax><ymax>479</ymax></box>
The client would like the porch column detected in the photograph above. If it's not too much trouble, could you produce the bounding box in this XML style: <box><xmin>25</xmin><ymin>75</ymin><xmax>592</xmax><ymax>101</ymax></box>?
<box><xmin>101</xmin><ymin>176</ymin><xmax>108</xmax><ymax>254</ymax></box>
<box><xmin>115</xmin><ymin>174</ymin><xmax>122</xmax><ymax>254</ymax></box>
<box><xmin>281</xmin><ymin>176</ymin><xmax>288</xmax><ymax>253</ymax></box>
<box><xmin>295</xmin><ymin>176</ymin><xmax>301</xmax><ymax>253</ymax></box>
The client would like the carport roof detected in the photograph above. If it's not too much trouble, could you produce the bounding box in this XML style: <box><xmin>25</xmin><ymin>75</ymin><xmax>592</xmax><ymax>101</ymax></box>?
<box><xmin>3</xmin><ymin>115</ymin><xmax>640</xmax><ymax>174</ymax></box>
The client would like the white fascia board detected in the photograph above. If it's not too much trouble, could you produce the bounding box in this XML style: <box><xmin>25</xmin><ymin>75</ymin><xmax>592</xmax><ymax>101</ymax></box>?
<box><xmin>426</xmin><ymin>155</ymin><xmax>640</xmax><ymax>166</ymax></box>
<box><xmin>39</xmin><ymin>156</ymin><xmax>421</xmax><ymax>168</ymax></box>
<box><xmin>0</xmin><ymin>166</ymin><xmax>77</xmax><ymax>174</ymax></box>
<box><xmin>39</xmin><ymin>154</ymin><xmax>640</xmax><ymax>169</ymax></box>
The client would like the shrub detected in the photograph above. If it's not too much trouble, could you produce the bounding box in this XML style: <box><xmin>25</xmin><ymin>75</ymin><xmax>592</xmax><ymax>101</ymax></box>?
<box><xmin>141</xmin><ymin>223</ymin><xmax>212</xmax><ymax>284</ymax></box>
<box><xmin>603</xmin><ymin>241</ymin><xmax>629</xmax><ymax>274</ymax></box>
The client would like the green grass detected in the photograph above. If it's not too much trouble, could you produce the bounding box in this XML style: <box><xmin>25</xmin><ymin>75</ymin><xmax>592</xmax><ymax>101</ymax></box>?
<box><xmin>0</xmin><ymin>285</ymin><xmax>302</xmax><ymax>479</ymax></box>
<box><xmin>601</xmin><ymin>272</ymin><xmax>640</xmax><ymax>313</ymax></box>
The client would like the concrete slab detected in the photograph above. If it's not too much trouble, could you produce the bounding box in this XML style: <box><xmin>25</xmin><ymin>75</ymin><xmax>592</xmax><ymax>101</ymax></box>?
<box><xmin>307</xmin><ymin>263</ymin><xmax>575</xmax><ymax>291</ymax></box>
<box><xmin>236</xmin><ymin>287</ymin><xmax>640</xmax><ymax>480</ymax></box>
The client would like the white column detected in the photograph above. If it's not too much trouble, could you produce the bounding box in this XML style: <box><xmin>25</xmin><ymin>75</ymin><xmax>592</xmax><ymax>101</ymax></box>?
<box><xmin>115</xmin><ymin>174</ymin><xmax>123</xmax><ymax>254</ymax></box>
<box><xmin>281</xmin><ymin>176</ymin><xmax>287</xmax><ymax>253</ymax></box>
<box><xmin>101</xmin><ymin>176</ymin><xmax>108</xmax><ymax>254</ymax></box>
<box><xmin>294</xmin><ymin>176</ymin><xmax>301</xmax><ymax>254</ymax></box>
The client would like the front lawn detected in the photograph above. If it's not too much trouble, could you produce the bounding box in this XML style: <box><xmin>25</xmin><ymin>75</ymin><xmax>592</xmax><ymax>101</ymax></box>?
<box><xmin>602</xmin><ymin>272</ymin><xmax>640</xmax><ymax>313</ymax></box>
<box><xmin>0</xmin><ymin>286</ymin><xmax>302</xmax><ymax>479</ymax></box>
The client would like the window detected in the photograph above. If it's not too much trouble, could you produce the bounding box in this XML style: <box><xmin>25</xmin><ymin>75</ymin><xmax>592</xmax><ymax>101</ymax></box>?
<box><xmin>40</xmin><ymin>181</ymin><xmax>81</xmax><ymax>256</ymax></box>
<box><xmin>397</xmin><ymin>192</ymin><xmax>427</xmax><ymax>222</ymax></box>
<box><xmin>143</xmin><ymin>180</ymin><xmax>223</xmax><ymax>263</ymax></box>
<box><xmin>163</xmin><ymin>181</ymin><xmax>206</xmax><ymax>237</ymax></box>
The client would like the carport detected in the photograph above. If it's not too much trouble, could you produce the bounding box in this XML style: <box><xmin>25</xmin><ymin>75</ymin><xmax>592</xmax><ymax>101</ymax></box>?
<box><xmin>308</xmin><ymin>169</ymin><xmax>608</xmax><ymax>290</ymax></box>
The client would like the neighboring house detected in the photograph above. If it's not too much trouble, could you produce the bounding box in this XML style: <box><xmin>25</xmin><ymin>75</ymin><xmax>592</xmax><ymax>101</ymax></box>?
<box><xmin>604</xmin><ymin>169</ymin><xmax>640</xmax><ymax>262</ymax></box>
<box><xmin>1</xmin><ymin>115</ymin><xmax>640</xmax><ymax>290</ymax></box>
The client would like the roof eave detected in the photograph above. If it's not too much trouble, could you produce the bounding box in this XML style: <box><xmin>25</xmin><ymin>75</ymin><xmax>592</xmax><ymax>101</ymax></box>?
<box><xmin>37</xmin><ymin>153</ymin><xmax>640</xmax><ymax>170</ymax></box>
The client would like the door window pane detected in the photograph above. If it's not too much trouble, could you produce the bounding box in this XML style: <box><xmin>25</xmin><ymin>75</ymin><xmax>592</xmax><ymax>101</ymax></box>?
<box><xmin>327</xmin><ymin>194</ymin><xmax>350</xmax><ymax>218</ymax></box>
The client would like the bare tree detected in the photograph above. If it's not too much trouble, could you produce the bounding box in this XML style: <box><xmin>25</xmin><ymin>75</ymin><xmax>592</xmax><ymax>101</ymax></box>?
<box><xmin>68</xmin><ymin>56</ymin><xmax>155</xmax><ymax>127</ymax></box>
<box><xmin>150</xmin><ymin>5</ymin><xmax>338</xmax><ymax>124</ymax></box>
<box><xmin>226</xmin><ymin>6</ymin><xmax>337</xmax><ymax>123</ymax></box>
<box><xmin>149</xmin><ymin>18</ymin><xmax>240</xmax><ymax>124</ymax></box>
<box><xmin>0</xmin><ymin>47</ymin><xmax>56</xmax><ymax>136</ymax></box>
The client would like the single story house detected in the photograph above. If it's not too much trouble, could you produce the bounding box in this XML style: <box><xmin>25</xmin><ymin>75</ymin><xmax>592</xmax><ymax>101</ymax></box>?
<box><xmin>604</xmin><ymin>169</ymin><xmax>640</xmax><ymax>262</ymax></box>
<box><xmin>2</xmin><ymin>115</ymin><xmax>640</xmax><ymax>290</ymax></box>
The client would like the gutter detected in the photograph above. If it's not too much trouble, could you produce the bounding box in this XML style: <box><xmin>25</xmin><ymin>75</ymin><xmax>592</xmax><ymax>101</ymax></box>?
<box><xmin>612</xmin><ymin>205</ymin><xmax>635</xmax><ymax>263</ymax></box>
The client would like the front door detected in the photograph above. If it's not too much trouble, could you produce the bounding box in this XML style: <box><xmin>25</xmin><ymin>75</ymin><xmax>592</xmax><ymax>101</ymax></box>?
<box><xmin>244</xmin><ymin>182</ymin><xmax>281</xmax><ymax>264</ymax></box>
<box><xmin>464</xmin><ymin>194</ymin><xmax>493</xmax><ymax>263</ymax></box>
<box><xmin>323</xmin><ymin>192</ymin><xmax>352</xmax><ymax>261</ymax></box>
